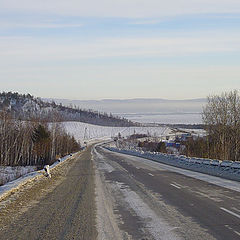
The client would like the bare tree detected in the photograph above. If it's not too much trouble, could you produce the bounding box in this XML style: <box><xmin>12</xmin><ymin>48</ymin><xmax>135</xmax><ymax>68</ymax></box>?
<box><xmin>203</xmin><ymin>90</ymin><xmax>240</xmax><ymax>161</ymax></box>
<box><xmin>0</xmin><ymin>110</ymin><xmax>80</xmax><ymax>167</ymax></box>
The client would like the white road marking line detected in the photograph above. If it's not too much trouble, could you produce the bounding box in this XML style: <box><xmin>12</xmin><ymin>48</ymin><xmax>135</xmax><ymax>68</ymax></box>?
<box><xmin>136</xmin><ymin>167</ymin><xmax>140</xmax><ymax>169</ymax></box>
<box><xmin>234</xmin><ymin>230</ymin><xmax>240</xmax><ymax>236</ymax></box>
<box><xmin>225</xmin><ymin>225</ymin><xmax>240</xmax><ymax>236</ymax></box>
<box><xmin>170</xmin><ymin>183</ymin><xmax>181</xmax><ymax>189</ymax></box>
<box><xmin>148</xmin><ymin>173</ymin><xmax>154</xmax><ymax>177</ymax></box>
<box><xmin>172</xmin><ymin>182</ymin><xmax>183</xmax><ymax>188</ymax></box>
<box><xmin>225</xmin><ymin>224</ymin><xmax>233</xmax><ymax>229</ymax></box>
<box><xmin>225</xmin><ymin>225</ymin><xmax>233</xmax><ymax>231</ymax></box>
<box><xmin>221</xmin><ymin>207</ymin><xmax>240</xmax><ymax>219</ymax></box>
<box><xmin>232</xmin><ymin>207</ymin><xmax>240</xmax><ymax>213</ymax></box>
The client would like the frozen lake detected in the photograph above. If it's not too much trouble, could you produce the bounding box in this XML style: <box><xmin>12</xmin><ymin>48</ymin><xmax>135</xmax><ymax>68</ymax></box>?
<box><xmin>119</xmin><ymin>112</ymin><xmax>202</xmax><ymax>124</ymax></box>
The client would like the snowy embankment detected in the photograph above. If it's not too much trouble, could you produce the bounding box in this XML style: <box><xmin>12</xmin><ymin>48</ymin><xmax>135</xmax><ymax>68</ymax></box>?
<box><xmin>106</xmin><ymin>147</ymin><xmax>240</xmax><ymax>182</ymax></box>
<box><xmin>0</xmin><ymin>153</ymin><xmax>75</xmax><ymax>201</ymax></box>
<box><xmin>62</xmin><ymin>121</ymin><xmax>170</xmax><ymax>143</ymax></box>
<box><xmin>0</xmin><ymin>166</ymin><xmax>36</xmax><ymax>186</ymax></box>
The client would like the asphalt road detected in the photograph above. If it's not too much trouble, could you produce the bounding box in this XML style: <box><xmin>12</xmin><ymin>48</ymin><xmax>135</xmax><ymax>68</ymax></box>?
<box><xmin>1</xmin><ymin>144</ymin><xmax>240</xmax><ymax>240</ymax></box>
<box><xmin>94</xmin><ymin>145</ymin><xmax>240</xmax><ymax>240</ymax></box>
<box><xmin>0</xmin><ymin>147</ymin><xmax>97</xmax><ymax>240</ymax></box>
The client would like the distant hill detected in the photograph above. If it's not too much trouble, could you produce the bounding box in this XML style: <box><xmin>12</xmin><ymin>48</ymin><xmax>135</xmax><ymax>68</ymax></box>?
<box><xmin>45</xmin><ymin>97</ymin><xmax>207</xmax><ymax>114</ymax></box>
<box><xmin>0</xmin><ymin>92</ymin><xmax>136</xmax><ymax>127</ymax></box>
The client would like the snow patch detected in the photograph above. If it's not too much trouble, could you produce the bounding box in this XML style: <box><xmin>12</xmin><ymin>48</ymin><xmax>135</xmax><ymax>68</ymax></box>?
<box><xmin>0</xmin><ymin>166</ymin><xmax>36</xmax><ymax>186</ymax></box>
<box><xmin>114</xmin><ymin>181</ymin><xmax>180</xmax><ymax>240</ymax></box>
<box><xmin>0</xmin><ymin>153</ymin><xmax>77</xmax><ymax>201</ymax></box>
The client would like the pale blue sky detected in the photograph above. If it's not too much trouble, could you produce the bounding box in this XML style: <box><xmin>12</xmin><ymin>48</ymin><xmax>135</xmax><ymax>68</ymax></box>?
<box><xmin>0</xmin><ymin>0</ymin><xmax>240</xmax><ymax>100</ymax></box>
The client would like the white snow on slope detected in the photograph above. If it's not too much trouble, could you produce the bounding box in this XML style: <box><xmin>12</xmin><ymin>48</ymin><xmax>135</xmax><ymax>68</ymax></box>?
<box><xmin>0</xmin><ymin>166</ymin><xmax>36</xmax><ymax>186</ymax></box>
<box><xmin>0</xmin><ymin>153</ymin><xmax>75</xmax><ymax>200</ymax></box>
<box><xmin>62</xmin><ymin>121</ymin><xmax>170</xmax><ymax>143</ymax></box>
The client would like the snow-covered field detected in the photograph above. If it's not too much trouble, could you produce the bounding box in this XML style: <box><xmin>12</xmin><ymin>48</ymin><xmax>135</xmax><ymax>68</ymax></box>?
<box><xmin>62</xmin><ymin>121</ymin><xmax>171</xmax><ymax>144</ymax></box>
<box><xmin>0</xmin><ymin>166</ymin><xmax>36</xmax><ymax>186</ymax></box>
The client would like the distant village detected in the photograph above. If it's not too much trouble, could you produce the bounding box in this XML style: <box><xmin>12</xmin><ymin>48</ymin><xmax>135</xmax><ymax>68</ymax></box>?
<box><xmin>114</xmin><ymin>127</ymin><xmax>206</xmax><ymax>155</ymax></box>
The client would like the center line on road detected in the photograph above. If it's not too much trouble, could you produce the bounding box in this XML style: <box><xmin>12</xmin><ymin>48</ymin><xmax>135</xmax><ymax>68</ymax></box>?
<box><xmin>148</xmin><ymin>173</ymin><xmax>154</xmax><ymax>177</ymax></box>
<box><xmin>234</xmin><ymin>230</ymin><xmax>240</xmax><ymax>236</ymax></box>
<box><xmin>170</xmin><ymin>183</ymin><xmax>181</xmax><ymax>189</ymax></box>
<box><xmin>220</xmin><ymin>207</ymin><xmax>240</xmax><ymax>219</ymax></box>
<box><xmin>232</xmin><ymin>207</ymin><xmax>240</xmax><ymax>213</ymax></box>
<box><xmin>172</xmin><ymin>182</ymin><xmax>183</xmax><ymax>188</ymax></box>
<box><xmin>225</xmin><ymin>225</ymin><xmax>240</xmax><ymax>236</ymax></box>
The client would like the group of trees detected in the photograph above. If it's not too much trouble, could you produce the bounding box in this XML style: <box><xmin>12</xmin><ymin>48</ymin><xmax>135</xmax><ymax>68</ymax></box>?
<box><xmin>0</xmin><ymin>110</ymin><xmax>80</xmax><ymax>167</ymax></box>
<box><xmin>138</xmin><ymin>141</ymin><xmax>167</xmax><ymax>153</ymax></box>
<box><xmin>202</xmin><ymin>90</ymin><xmax>240</xmax><ymax>161</ymax></box>
<box><xmin>183</xmin><ymin>90</ymin><xmax>240</xmax><ymax>161</ymax></box>
<box><xmin>181</xmin><ymin>137</ymin><xmax>208</xmax><ymax>158</ymax></box>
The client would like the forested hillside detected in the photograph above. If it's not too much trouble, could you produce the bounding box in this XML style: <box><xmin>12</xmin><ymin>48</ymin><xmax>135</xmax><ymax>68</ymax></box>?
<box><xmin>0</xmin><ymin>92</ymin><xmax>136</xmax><ymax>127</ymax></box>
<box><xmin>0</xmin><ymin>110</ymin><xmax>80</xmax><ymax>167</ymax></box>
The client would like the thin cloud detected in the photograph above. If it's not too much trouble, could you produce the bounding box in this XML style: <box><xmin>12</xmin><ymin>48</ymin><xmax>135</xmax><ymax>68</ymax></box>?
<box><xmin>0</xmin><ymin>22</ymin><xmax>83</xmax><ymax>29</ymax></box>
<box><xmin>0</xmin><ymin>33</ymin><xmax>239</xmax><ymax>62</ymax></box>
<box><xmin>129</xmin><ymin>19</ymin><xmax>164</xmax><ymax>25</ymax></box>
<box><xmin>1</xmin><ymin>0</ymin><xmax>240</xmax><ymax>18</ymax></box>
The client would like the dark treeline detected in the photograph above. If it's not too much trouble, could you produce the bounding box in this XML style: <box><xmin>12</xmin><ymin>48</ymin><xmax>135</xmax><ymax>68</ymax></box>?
<box><xmin>183</xmin><ymin>90</ymin><xmax>240</xmax><ymax>161</ymax></box>
<box><xmin>0</xmin><ymin>92</ymin><xmax>137</xmax><ymax>127</ymax></box>
<box><xmin>138</xmin><ymin>141</ymin><xmax>167</xmax><ymax>153</ymax></box>
<box><xmin>164</xmin><ymin>124</ymin><xmax>205</xmax><ymax>130</ymax></box>
<box><xmin>0</xmin><ymin>110</ymin><xmax>80</xmax><ymax>167</ymax></box>
<box><xmin>181</xmin><ymin>137</ymin><xmax>209</xmax><ymax>159</ymax></box>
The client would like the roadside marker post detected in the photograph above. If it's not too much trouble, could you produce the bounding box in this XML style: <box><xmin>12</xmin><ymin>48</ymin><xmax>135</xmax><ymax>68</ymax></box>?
<box><xmin>44</xmin><ymin>165</ymin><xmax>51</xmax><ymax>178</ymax></box>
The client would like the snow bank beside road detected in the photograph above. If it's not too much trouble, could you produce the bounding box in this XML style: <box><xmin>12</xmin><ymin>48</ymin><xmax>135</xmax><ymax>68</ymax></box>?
<box><xmin>0</xmin><ymin>153</ymin><xmax>76</xmax><ymax>201</ymax></box>
<box><xmin>106</xmin><ymin>147</ymin><xmax>240</xmax><ymax>182</ymax></box>
<box><xmin>0</xmin><ymin>166</ymin><xmax>36</xmax><ymax>186</ymax></box>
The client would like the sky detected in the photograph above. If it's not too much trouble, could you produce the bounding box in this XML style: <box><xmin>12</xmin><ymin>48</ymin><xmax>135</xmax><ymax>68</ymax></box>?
<box><xmin>0</xmin><ymin>0</ymin><xmax>240</xmax><ymax>100</ymax></box>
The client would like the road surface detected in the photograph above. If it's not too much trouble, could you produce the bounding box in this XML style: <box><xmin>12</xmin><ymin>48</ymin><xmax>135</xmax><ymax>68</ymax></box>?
<box><xmin>1</xmin><ymin>143</ymin><xmax>240</xmax><ymax>240</ymax></box>
<box><xmin>0</xmin><ymin>147</ymin><xmax>97</xmax><ymax>240</ymax></box>
<box><xmin>94</xmin><ymin>144</ymin><xmax>240</xmax><ymax>240</ymax></box>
